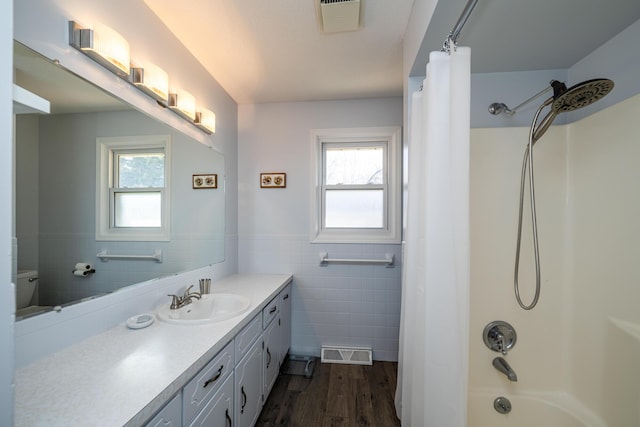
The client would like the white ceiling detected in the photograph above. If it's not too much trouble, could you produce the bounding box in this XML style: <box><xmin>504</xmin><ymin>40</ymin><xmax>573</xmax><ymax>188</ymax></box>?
<box><xmin>144</xmin><ymin>0</ymin><xmax>640</xmax><ymax>105</ymax></box>
<box><xmin>144</xmin><ymin>0</ymin><xmax>414</xmax><ymax>104</ymax></box>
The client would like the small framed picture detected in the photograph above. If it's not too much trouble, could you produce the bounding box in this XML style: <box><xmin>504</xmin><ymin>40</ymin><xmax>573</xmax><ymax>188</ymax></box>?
<box><xmin>192</xmin><ymin>174</ymin><xmax>217</xmax><ymax>189</ymax></box>
<box><xmin>260</xmin><ymin>173</ymin><xmax>286</xmax><ymax>188</ymax></box>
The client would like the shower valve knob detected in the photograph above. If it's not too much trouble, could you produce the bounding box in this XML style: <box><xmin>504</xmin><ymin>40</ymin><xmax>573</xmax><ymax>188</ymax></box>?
<box><xmin>483</xmin><ymin>321</ymin><xmax>517</xmax><ymax>354</ymax></box>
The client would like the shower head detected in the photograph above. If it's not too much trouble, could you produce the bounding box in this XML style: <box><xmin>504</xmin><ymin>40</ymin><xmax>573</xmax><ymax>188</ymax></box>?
<box><xmin>551</xmin><ymin>78</ymin><xmax>615</xmax><ymax>113</ymax></box>
<box><xmin>532</xmin><ymin>78</ymin><xmax>614</xmax><ymax>143</ymax></box>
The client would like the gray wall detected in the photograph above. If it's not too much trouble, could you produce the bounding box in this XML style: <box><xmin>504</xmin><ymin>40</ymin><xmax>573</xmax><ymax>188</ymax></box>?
<box><xmin>15</xmin><ymin>115</ymin><xmax>39</xmax><ymax>273</ymax></box>
<box><xmin>471</xmin><ymin>18</ymin><xmax>640</xmax><ymax>129</ymax></box>
<box><xmin>238</xmin><ymin>97</ymin><xmax>403</xmax><ymax>361</ymax></box>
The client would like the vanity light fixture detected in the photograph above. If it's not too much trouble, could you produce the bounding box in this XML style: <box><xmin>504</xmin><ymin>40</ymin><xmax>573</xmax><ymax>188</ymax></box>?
<box><xmin>69</xmin><ymin>21</ymin><xmax>130</xmax><ymax>77</ymax></box>
<box><xmin>130</xmin><ymin>63</ymin><xmax>169</xmax><ymax>103</ymax></box>
<box><xmin>68</xmin><ymin>20</ymin><xmax>215</xmax><ymax>136</ymax></box>
<box><xmin>195</xmin><ymin>108</ymin><xmax>216</xmax><ymax>134</ymax></box>
<box><xmin>168</xmin><ymin>89</ymin><xmax>197</xmax><ymax>121</ymax></box>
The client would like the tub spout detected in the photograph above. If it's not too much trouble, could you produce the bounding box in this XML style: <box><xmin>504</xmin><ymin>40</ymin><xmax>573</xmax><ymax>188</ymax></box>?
<box><xmin>492</xmin><ymin>356</ymin><xmax>517</xmax><ymax>382</ymax></box>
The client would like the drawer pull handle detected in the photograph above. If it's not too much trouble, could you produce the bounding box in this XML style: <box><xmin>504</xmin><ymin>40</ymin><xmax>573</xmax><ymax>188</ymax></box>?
<box><xmin>269</xmin><ymin>307</ymin><xmax>277</xmax><ymax>314</ymax></box>
<box><xmin>241</xmin><ymin>386</ymin><xmax>247</xmax><ymax>414</ymax></box>
<box><xmin>283</xmin><ymin>294</ymin><xmax>289</xmax><ymax>300</ymax></box>
<box><xmin>225</xmin><ymin>408</ymin><xmax>232</xmax><ymax>427</ymax></box>
<box><xmin>203</xmin><ymin>365</ymin><xmax>224</xmax><ymax>388</ymax></box>
<box><xmin>266</xmin><ymin>348</ymin><xmax>272</xmax><ymax>368</ymax></box>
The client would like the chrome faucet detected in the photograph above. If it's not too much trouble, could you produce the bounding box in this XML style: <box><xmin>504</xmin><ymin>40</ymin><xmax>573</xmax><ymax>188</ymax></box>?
<box><xmin>168</xmin><ymin>285</ymin><xmax>202</xmax><ymax>310</ymax></box>
<box><xmin>494</xmin><ymin>331</ymin><xmax>507</xmax><ymax>355</ymax></box>
<box><xmin>492</xmin><ymin>357</ymin><xmax>517</xmax><ymax>382</ymax></box>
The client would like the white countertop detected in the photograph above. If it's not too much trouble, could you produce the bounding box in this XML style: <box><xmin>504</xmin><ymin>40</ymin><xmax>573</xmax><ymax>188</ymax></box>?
<box><xmin>14</xmin><ymin>274</ymin><xmax>292</xmax><ymax>427</ymax></box>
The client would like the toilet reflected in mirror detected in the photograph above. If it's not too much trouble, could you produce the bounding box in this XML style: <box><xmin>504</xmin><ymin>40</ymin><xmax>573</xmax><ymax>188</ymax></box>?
<box><xmin>16</xmin><ymin>270</ymin><xmax>51</xmax><ymax>318</ymax></box>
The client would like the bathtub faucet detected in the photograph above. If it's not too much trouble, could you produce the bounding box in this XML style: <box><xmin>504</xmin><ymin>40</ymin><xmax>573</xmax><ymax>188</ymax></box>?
<box><xmin>492</xmin><ymin>356</ymin><xmax>517</xmax><ymax>382</ymax></box>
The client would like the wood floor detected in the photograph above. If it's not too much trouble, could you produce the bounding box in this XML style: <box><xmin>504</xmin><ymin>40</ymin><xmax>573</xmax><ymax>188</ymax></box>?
<box><xmin>256</xmin><ymin>360</ymin><xmax>401</xmax><ymax>427</ymax></box>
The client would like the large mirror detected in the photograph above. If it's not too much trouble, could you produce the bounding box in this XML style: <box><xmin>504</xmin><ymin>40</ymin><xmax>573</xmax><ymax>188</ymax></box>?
<box><xmin>13</xmin><ymin>41</ymin><xmax>225</xmax><ymax>319</ymax></box>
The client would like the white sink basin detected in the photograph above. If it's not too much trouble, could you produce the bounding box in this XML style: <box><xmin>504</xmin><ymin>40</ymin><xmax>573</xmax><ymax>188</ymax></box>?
<box><xmin>156</xmin><ymin>293</ymin><xmax>251</xmax><ymax>325</ymax></box>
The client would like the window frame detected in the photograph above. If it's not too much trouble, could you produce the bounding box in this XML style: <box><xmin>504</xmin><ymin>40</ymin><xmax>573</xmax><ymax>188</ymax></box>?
<box><xmin>310</xmin><ymin>126</ymin><xmax>401</xmax><ymax>244</ymax></box>
<box><xmin>96</xmin><ymin>135</ymin><xmax>171</xmax><ymax>241</ymax></box>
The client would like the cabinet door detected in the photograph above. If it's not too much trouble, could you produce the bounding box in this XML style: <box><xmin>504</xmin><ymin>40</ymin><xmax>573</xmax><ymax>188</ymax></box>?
<box><xmin>145</xmin><ymin>392</ymin><xmax>182</xmax><ymax>427</ymax></box>
<box><xmin>279</xmin><ymin>284</ymin><xmax>292</xmax><ymax>365</ymax></box>
<box><xmin>188</xmin><ymin>373</ymin><xmax>234</xmax><ymax>427</ymax></box>
<box><xmin>263</xmin><ymin>316</ymin><xmax>280</xmax><ymax>396</ymax></box>
<box><xmin>235</xmin><ymin>338</ymin><xmax>263</xmax><ymax>427</ymax></box>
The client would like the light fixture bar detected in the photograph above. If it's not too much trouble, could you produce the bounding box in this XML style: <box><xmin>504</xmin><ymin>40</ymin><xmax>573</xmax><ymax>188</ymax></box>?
<box><xmin>69</xmin><ymin>21</ymin><xmax>130</xmax><ymax>77</ymax></box>
<box><xmin>67</xmin><ymin>20</ymin><xmax>215</xmax><ymax>136</ymax></box>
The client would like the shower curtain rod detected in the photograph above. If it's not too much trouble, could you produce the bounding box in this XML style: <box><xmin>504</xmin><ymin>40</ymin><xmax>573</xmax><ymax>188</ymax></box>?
<box><xmin>443</xmin><ymin>0</ymin><xmax>479</xmax><ymax>52</ymax></box>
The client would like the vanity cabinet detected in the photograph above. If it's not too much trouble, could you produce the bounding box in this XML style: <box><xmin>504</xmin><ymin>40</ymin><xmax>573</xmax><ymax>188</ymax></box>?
<box><xmin>145</xmin><ymin>283</ymin><xmax>293</xmax><ymax>427</ymax></box>
<box><xmin>16</xmin><ymin>274</ymin><xmax>295</xmax><ymax>427</ymax></box>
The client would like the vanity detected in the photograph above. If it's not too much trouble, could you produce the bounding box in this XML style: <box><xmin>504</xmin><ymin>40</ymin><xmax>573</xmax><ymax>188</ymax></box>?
<box><xmin>14</xmin><ymin>274</ymin><xmax>293</xmax><ymax>427</ymax></box>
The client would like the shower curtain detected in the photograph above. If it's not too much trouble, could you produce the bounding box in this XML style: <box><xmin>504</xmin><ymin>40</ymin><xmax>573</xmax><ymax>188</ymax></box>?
<box><xmin>395</xmin><ymin>46</ymin><xmax>471</xmax><ymax>426</ymax></box>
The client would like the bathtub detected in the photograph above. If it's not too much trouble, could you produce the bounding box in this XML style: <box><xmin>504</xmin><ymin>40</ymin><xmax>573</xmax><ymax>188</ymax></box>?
<box><xmin>468</xmin><ymin>388</ymin><xmax>608</xmax><ymax>427</ymax></box>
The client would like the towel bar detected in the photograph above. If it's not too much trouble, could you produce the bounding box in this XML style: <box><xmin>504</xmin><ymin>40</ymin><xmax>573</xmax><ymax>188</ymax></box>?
<box><xmin>319</xmin><ymin>252</ymin><xmax>394</xmax><ymax>267</ymax></box>
<box><xmin>97</xmin><ymin>249</ymin><xmax>163</xmax><ymax>263</ymax></box>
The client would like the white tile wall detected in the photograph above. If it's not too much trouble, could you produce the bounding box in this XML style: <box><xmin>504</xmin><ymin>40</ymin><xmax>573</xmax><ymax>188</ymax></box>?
<box><xmin>239</xmin><ymin>235</ymin><xmax>401</xmax><ymax>361</ymax></box>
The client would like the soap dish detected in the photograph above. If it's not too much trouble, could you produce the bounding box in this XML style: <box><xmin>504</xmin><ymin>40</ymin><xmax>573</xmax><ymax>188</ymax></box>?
<box><xmin>126</xmin><ymin>313</ymin><xmax>154</xmax><ymax>330</ymax></box>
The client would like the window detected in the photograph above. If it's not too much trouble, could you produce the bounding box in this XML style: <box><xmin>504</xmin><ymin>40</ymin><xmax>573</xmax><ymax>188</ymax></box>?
<box><xmin>97</xmin><ymin>135</ymin><xmax>171</xmax><ymax>241</ymax></box>
<box><xmin>311</xmin><ymin>127</ymin><xmax>401</xmax><ymax>243</ymax></box>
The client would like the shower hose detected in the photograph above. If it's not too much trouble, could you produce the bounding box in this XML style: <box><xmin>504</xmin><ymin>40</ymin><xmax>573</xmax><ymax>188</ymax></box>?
<box><xmin>513</xmin><ymin>105</ymin><xmax>545</xmax><ymax>310</ymax></box>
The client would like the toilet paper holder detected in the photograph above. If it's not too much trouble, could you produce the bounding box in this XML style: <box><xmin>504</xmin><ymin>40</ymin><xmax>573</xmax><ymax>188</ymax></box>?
<box><xmin>72</xmin><ymin>263</ymin><xmax>96</xmax><ymax>277</ymax></box>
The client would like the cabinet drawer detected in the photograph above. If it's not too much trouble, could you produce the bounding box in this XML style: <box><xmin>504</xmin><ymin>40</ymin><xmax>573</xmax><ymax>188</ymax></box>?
<box><xmin>262</xmin><ymin>295</ymin><xmax>279</xmax><ymax>329</ymax></box>
<box><xmin>145</xmin><ymin>392</ymin><xmax>182</xmax><ymax>427</ymax></box>
<box><xmin>280</xmin><ymin>285</ymin><xmax>291</xmax><ymax>306</ymax></box>
<box><xmin>183</xmin><ymin>340</ymin><xmax>234</xmax><ymax>426</ymax></box>
<box><xmin>235</xmin><ymin>314</ymin><xmax>261</xmax><ymax>362</ymax></box>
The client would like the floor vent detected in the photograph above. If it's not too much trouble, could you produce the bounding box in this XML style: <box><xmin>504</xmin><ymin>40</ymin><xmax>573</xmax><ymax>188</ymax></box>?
<box><xmin>321</xmin><ymin>346</ymin><xmax>372</xmax><ymax>365</ymax></box>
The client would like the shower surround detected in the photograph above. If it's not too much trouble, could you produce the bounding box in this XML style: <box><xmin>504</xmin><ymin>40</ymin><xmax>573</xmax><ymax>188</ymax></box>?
<box><xmin>469</xmin><ymin>93</ymin><xmax>640</xmax><ymax>426</ymax></box>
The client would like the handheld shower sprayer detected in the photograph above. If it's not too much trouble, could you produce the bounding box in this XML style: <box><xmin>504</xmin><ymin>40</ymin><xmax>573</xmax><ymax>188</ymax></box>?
<box><xmin>512</xmin><ymin>78</ymin><xmax>614</xmax><ymax>310</ymax></box>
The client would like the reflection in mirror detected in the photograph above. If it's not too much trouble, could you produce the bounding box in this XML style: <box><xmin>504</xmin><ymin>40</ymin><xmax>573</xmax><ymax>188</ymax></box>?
<box><xmin>13</xmin><ymin>41</ymin><xmax>225</xmax><ymax>319</ymax></box>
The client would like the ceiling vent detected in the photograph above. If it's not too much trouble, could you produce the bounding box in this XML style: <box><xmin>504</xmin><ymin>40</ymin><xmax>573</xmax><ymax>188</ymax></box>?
<box><xmin>315</xmin><ymin>0</ymin><xmax>362</xmax><ymax>34</ymax></box>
